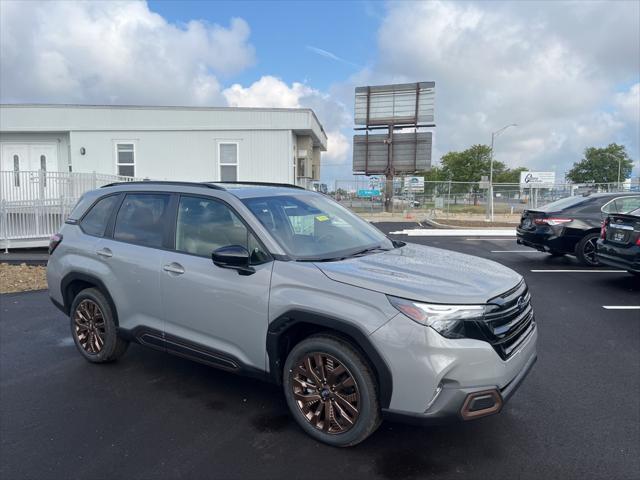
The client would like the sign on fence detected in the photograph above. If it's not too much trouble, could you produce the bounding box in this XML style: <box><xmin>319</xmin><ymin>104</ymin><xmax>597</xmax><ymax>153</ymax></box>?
<box><xmin>357</xmin><ymin>189</ymin><xmax>381</xmax><ymax>198</ymax></box>
<box><xmin>404</xmin><ymin>176</ymin><xmax>425</xmax><ymax>192</ymax></box>
<box><xmin>520</xmin><ymin>171</ymin><xmax>556</xmax><ymax>187</ymax></box>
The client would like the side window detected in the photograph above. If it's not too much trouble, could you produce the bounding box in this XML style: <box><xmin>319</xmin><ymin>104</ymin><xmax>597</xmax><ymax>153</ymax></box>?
<box><xmin>40</xmin><ymin>155</ymin><xmax>47</xmax><ymax>187</ymax></box>
<box><xmin>219</xmin><ymin>143</ymin><xmax>238</xmax><ymax>181</ymax></box>
<box><xmin>114</xmin><ymin>194</ymin><xmax>170</xmax><ymax>248</ymax></box>
<box><xmin>601</xmin><ymin>199</ymin><xmax>617</xmax><ymax>214</ymax></box>
<box><xmin>175</xmin><ymin>196</ymin><xmax>269</xmax><ymax>263</ymax></box>
<box><xmin>176</xmin><ymin>196</ymin><xmax>248</xmax><ymax>257</ymax></box>
<box><xmin>80</xmin><ymin>195</ymin><xmax>120</xmax><ymax>237</ymax></box>
<box><xmin>13</xmin><ymin>154</ymin><xmax>20</xmax><ymax>187</ymax></box>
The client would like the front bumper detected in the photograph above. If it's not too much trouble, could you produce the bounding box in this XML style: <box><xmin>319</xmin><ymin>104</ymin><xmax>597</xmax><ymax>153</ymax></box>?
<box><xmin>382</xmin><ymin>351</ymin><xmax>537</xmax><ymax>425</ymax></box>
<box><xmin>371</xmin><ymin>312</ymin><xmax>538</xmax><ymax>424</ymax></box>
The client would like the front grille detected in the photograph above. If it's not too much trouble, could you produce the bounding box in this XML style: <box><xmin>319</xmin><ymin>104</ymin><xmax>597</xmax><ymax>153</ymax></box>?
<box><xmin>481</xmin><ymin>281</ymin><xmax>535</xmax><ymax>360</ymax></box>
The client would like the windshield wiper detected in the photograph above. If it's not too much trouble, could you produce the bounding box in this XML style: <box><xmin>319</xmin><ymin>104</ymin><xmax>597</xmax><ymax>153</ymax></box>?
<box><xmin>297</xmin><ymin>246</ymin><xmax>391</xmax><ymax>263</ymax></box>
<box><xmin>349</xmin><ymin>246</ymin><xmax>392</xmax><ymax>257</ymax></box>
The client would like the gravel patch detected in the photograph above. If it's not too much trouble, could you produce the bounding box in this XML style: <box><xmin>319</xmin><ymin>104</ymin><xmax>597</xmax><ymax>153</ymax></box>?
<box><xmin>0</xmin><ymin>263</ymin><xmax>47</xmax><ymax>294</ymax></box>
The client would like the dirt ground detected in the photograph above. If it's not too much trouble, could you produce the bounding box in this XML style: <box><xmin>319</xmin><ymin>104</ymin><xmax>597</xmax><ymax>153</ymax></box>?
<box><xmin>0</xmin><ymin>264</ymin><xmax>48</xmax><ymax>294</ymax></box>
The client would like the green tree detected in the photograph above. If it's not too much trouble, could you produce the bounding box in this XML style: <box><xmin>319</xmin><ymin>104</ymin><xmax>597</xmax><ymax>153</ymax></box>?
<box><xmin>494</xmin><ymin>167</ymin><xmax>527</xmax><ymax>184</ymax></box>
<box><xmin>566</xmin><ymin>143</ymin><xmax>634</xmax><ymax>184</ymax></box>
<box><xmin>440</xmin><ymin>144</ymin><xmax>506</xmax><ymax>183</ymax></box>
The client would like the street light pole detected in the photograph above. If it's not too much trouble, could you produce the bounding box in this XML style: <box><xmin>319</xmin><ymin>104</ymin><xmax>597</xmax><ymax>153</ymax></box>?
<box><xmin>488</xmin><ymin>123</ymin><xmax>517</xmax><ymax>222</ymax></box>
<box><xmin>604</xmin><ymin>152</ymin><xmax>623</xmax><ymax>191</ymax></box>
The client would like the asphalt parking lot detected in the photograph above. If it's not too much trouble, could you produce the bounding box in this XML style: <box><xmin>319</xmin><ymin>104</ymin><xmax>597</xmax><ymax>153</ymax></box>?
<box><xmin>1</xmin><ymin>225</ymin><xmax>639</xmax><ymax>480</ymax></box>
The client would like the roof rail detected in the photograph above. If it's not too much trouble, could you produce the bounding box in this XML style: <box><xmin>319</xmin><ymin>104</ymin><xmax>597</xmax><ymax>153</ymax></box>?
<box><xmin>101</xmin><ymin>180</ymin><xmax>225</xmax><ymax>190</ymax></box>
<box><xmin>209</xmin><ymin>181</ymin><xmax>305</xmax><ymax>190</ymax></box>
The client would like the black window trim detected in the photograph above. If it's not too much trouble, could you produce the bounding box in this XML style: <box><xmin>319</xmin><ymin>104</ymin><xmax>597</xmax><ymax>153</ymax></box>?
<box><xmin>78</xmin><ymin>192</ymin><xmax>124</xmax><ymax>238</ymax></box>
<box><xmin>173</xmin><ymin>193</ymin><xmax>273</xmax><ymax>265</ymax></box>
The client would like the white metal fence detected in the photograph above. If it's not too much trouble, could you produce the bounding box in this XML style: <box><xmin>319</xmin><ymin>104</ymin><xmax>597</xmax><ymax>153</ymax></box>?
<box><xmin>0</xmin><ymin>170</ymin><xmax>140</xmax><ymax>250</ymax></box>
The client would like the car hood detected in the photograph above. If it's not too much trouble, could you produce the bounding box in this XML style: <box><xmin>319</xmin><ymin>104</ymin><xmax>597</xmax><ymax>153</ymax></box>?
<box><xmin>314</xmin><ymin>243</ymin><xmax>522</xmax><ymax>304</ymax></box>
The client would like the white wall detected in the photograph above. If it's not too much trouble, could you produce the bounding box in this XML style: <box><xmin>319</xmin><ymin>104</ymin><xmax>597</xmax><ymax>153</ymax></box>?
<box><xmin>68</xmin><ymin>129</ymin><xmax>293</xmax><ymax>182</ymax></box>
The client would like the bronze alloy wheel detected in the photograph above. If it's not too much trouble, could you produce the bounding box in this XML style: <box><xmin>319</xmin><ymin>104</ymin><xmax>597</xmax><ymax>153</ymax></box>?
<box><xmin>73</xmin><ymin>299</ymin><xmax>106</xmax><ymax>354</ymax></box>
<box><xmin>290</xmin><ymin>352</ymin><xmax>360</xmax><ymax>434</ymax></box>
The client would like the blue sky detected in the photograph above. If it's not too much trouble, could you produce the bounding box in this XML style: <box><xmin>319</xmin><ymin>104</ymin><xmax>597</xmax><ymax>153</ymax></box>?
<box><xmin>148</xmin><ymin>0</ymin><xmax>381</xmax><ymax>90</ymax></box>
<box><xmin>1</xmin><ymin>0</ymin><xmax>639</xmax><ymax>182</ymax></box>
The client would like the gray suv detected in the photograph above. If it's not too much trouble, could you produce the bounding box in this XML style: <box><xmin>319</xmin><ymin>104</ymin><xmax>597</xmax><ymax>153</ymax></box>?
<box><xmin>47</xmin><ymin>181</ymin><xmax>537</xmax><ymax>446</ymax></box>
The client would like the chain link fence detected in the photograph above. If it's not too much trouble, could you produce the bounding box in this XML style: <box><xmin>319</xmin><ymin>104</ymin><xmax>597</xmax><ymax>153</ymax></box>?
<box><xmin>328</xmin><ymin>178</ymin><xmax>634</xmax><ymax>218</ymax></box>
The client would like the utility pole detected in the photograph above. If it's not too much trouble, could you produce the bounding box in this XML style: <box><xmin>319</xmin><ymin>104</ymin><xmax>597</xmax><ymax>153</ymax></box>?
<box><xmin>604</xmin><ymin>152</ymin><xmax>623</xmax><ymax>191</ymax></box>
<box><xmin>487</xmin><ymin>123</ymin><xmax>517</xmax><ymax>222</ymax></box>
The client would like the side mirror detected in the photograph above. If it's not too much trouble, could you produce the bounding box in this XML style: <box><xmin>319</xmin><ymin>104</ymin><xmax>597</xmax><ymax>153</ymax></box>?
<box><xmin>212</xmin><ymin>245</ymin><xmax>254</xmax><ymax>275</ymax></box>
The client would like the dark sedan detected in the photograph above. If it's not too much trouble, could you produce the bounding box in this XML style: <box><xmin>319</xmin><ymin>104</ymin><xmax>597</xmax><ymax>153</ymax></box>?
<box><xmin>516</xmin><ymin>193</ymin><xmax>640</xmax><ymax>266</ymax></box>
<box><xmin>597</xmin><ymin>208</ymin><xmax>640</xmax><ymax>275</ymax></box>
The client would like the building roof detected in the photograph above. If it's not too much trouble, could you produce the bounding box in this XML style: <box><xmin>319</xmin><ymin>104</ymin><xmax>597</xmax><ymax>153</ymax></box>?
<box><xmin>0</xmin><ymin>103</ymin><xmax>327</xmax><ymax>149</ymax></box>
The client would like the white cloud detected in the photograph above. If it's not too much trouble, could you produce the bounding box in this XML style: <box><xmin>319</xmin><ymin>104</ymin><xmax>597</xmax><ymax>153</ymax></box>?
<box><xmin>223</xmin><ymin>76</ymin><xmax>313</xmax><ymax>108</ymax></box>
<box><xmin>615</xmin><ymin>83</ymin><xmax>640</xmax><ymax>125</ymax></box>
<box><xmin>337</xmin><ymin>0</ymin><xmax>640</xmax><ymax>177</ymax></box>
<box><xmin>223</xmin><ymin>76</ymin><xmax>352</xmax><ymax>163</ymax></box>
<box><xmin>0</xmin><ymin>0</ymin><xmax>255</xmax><ymax>105</ymax></box>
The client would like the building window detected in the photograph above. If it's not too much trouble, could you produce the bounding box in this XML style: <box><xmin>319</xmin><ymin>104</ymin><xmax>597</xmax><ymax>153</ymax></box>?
<box><xmin>116</xmin><ymin>143</ymin><xmax>135</xmax><ymax>177</ymax></box>
<box><xmin>219</xmin><ymin>143</ymin><xmax>238</xmax><ymax>182</ymax></box>
<box><xmin>40</xmin><ymin>155</ymin><xmax>47</xmax><ymax>187</ymax></box>
<box><xmin>13</xmin><ymin>154</ymin><xmax>20</xmax><ymax>187</ymax></box>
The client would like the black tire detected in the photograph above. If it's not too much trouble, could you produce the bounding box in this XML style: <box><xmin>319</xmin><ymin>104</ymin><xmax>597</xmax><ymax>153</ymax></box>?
<box><xmin>282</xmin><ymin>334</ymin><xmax>381</xmax><ymax>447</ymax></box>
<box><xmin>70</xmin><ymin>288</ymin><xmax>128</xmax><ymax>363</ymax></box>
<box><xmin>575</xmin><ymin>232</ymin><xmax>601</xmax><ymax>266</ymax></box>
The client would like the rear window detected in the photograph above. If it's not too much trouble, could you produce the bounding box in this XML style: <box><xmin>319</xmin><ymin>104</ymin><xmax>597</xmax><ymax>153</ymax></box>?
<box><xmin>537</xmin><ymin>196</ymin><xmax>588</xmax><ymax>212</ymax></box>
<box><xmin>602</xmin><ymin>196</ymin><xmax>640</xmax><ymax>215</ymax></box>
<box><xmin>80</xmin><ymin>195</ymin><xmax>120</xmax><ymax>237</ymax></box>
<box><xmin>114</xmin><ymin>194</ymin><xmax>171</xmax><ymax>248</ymax></box>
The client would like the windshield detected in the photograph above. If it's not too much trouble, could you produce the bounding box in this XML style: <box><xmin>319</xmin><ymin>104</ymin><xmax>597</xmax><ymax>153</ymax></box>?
<box><xmin>242</xmin><ymin>193</ymin><xmax>394</xmax><ymax>260</ymax></box>
<box><xmin>536</xmin><ymin>196</ymin><xmax>588</xmax><ymax>212</ymax></box>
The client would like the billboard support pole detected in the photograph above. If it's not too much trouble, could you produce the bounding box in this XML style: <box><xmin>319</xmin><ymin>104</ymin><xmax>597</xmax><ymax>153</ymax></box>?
<box><xmin>385</xmin><ymin>124</ymin><xmax>394</xmax><ymax>212</ymax></box>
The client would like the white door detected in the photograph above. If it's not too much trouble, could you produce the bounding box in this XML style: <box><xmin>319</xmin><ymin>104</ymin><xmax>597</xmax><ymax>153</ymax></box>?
<box><xmin>0</xmin><ymin>143</ymin><xmax>58</xmax><ymax>201</ymax></box>
<box><xmin>29</xmin><ymin>144</ymin><xmax>59</xmax><ymax>198</ymax></box>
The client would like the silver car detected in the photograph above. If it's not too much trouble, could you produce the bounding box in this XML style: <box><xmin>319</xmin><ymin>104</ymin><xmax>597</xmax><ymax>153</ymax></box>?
<box><xmin>47</xmin><ymin>181</ymin><xmax>537</xmax><ymax>447</ymax></box>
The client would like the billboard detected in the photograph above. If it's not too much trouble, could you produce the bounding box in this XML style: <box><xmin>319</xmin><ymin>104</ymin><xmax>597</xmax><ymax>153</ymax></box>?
<box><xmin>353</xmin><ymin>132</ymin><xmax>432</xmax><ymax>174</ymax></box>
<box><xmin>520</xmin><ymin>171</ymin><xmax>556</xmax><ymax>187</ymax></box>
<box><xmin>355</xmin><ymin>82</ymin><xmax>435</xmax><ymax>125</ymax></box>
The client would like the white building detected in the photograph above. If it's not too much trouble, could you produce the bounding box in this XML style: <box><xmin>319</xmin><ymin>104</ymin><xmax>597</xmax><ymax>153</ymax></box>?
<box><xmin>0</xmin><ymin>104</ymin><xmax>327</xmax><ymax>249</ymax></box>
<box><xmin>0</xmin><ymin>104</ymin><xmax>327</xmax><ymax>186</ymax></box>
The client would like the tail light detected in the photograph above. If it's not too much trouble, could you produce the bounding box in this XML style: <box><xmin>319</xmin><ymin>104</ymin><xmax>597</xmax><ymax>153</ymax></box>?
<box><xmin>48</xmin><ymin>233</ymin><xmax>63</xmax><ymax>255</ymax></box>
<box><xmin>600</xmin><ymin>219</ymin><xmax>609</xmax><ymax>239</ymax></box>
<box><xmin>534</xmin><ymin>217</ymin><xmax>573</xmax><ymax>226</ymax></box>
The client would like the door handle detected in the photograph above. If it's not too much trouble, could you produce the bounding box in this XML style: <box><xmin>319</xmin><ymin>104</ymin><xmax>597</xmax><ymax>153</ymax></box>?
<box><xmin>163</xmin><ymin>263</ymin><xmax>185</xmax><ymax>275</ymax></box>
<box><xmin>96</xmin><ymin>248</ymin><xmax>113</xmax><ymax>258</ymax></box>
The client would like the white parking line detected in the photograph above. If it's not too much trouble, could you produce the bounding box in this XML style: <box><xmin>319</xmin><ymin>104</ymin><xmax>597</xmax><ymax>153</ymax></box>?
<box><xmin>602</xmin><ymin>306</ymin><xmax>640</xmax><ymax>310</ymax></box>
<box><xmin>530</xmin><ymin>269</ymin><xmax>626</xmax><ymax>273</ymax></box>
<box><xmin>465</xmin><ymin>238</ymin><xmax>515</xmax><ymax>241</ymax></box>
<box><xmin>389</xmin><ymin>229</ymin><xmax>516</xmax><ymax>236</ymax></box>
<box><xmin>491</xmin><ymin>250</ymin><xmax>544</xmax><ymax>253</ymax></box>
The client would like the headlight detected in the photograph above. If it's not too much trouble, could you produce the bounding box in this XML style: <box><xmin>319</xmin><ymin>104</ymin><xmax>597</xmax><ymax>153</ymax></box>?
<box><xmin>387</xmin><ymin>295</ymin><xmax>485</xmax><ymax>339</ymax></box>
